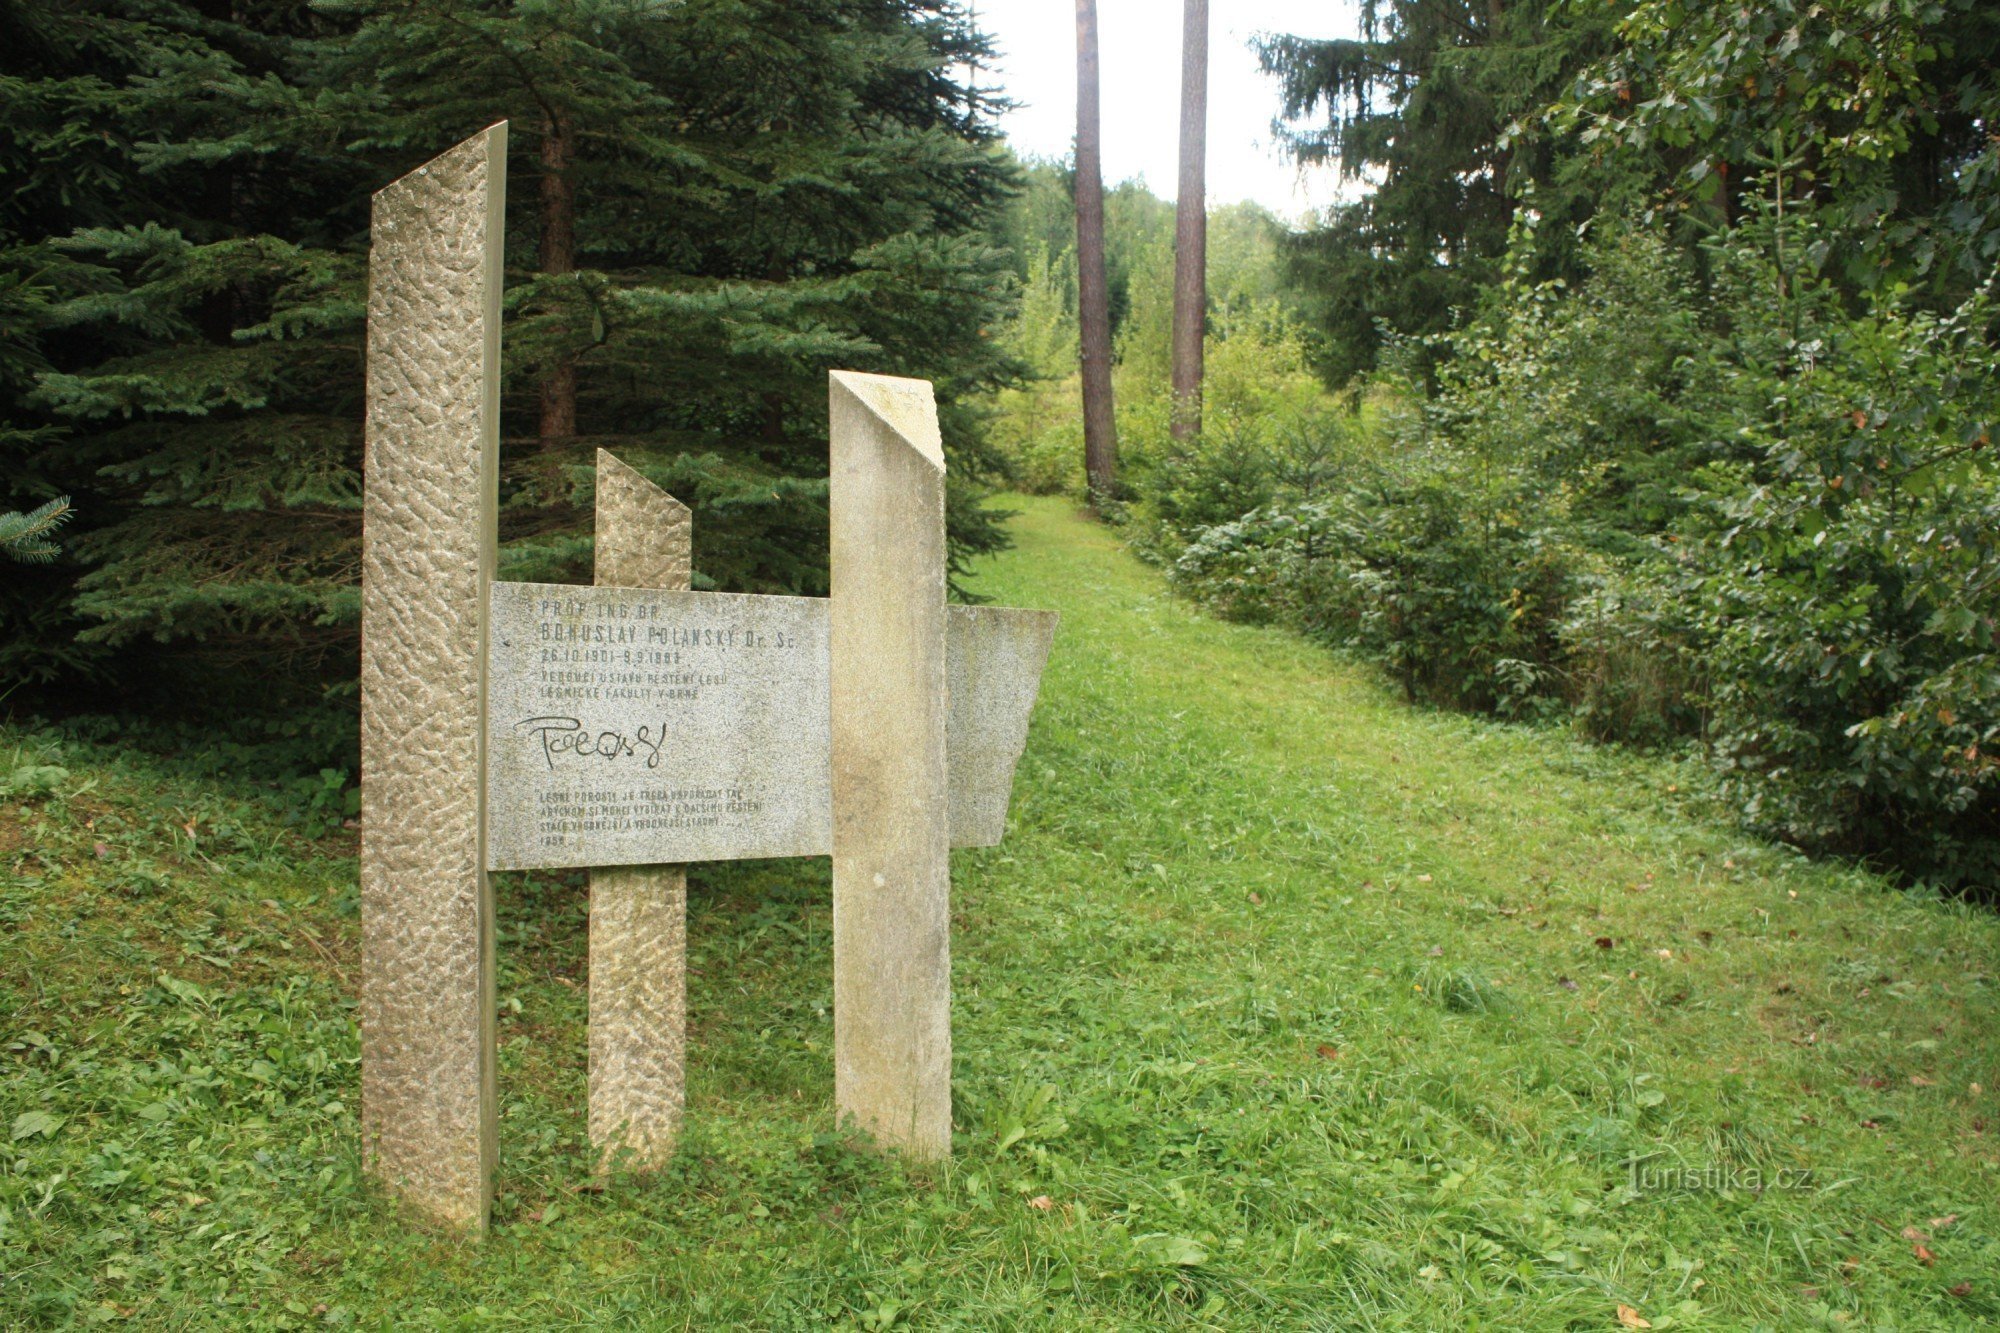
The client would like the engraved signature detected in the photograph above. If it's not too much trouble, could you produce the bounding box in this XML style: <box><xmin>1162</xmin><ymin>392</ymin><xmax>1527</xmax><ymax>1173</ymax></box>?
<box><xmin>516</xmin><ymin>716</ymin><xmax>667</xmax><ymax>772</ymax></box>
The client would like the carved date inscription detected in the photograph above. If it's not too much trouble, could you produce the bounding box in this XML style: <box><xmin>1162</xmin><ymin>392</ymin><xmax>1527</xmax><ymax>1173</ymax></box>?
<box><xmin>486</xmin><ymin>582</ymin><xmax>830</xmax><ymax>870</ymax></box>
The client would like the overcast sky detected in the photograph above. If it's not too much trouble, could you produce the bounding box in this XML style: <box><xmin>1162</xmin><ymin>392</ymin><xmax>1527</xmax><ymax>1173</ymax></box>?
<box><xmin>974</xmin><ymin>0</ymin><xmax>1361</xmax><ymax>220</ymax></box>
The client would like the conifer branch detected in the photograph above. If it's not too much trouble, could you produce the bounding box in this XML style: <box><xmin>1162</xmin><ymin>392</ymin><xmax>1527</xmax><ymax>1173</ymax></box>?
<box><xmin>0</xmin><ymin>496</ymin><xmax>74</xmax><ymax>565</ymax></box>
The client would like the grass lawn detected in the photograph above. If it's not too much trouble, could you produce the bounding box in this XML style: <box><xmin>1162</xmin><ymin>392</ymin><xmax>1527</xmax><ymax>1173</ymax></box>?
<box><xmin>3</xmin><ymin>494</ymin><xmax>1998</xmax><ymax>1329</ymax></box>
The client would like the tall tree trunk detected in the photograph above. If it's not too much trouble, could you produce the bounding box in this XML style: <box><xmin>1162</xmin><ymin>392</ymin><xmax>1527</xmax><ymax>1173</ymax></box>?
<box><xmin>1170</xmin><ymin>0</ymin><xmax>1208</xmax><ymax>441</ymax></box>
<box><xmin>1074</xmin><ymin>0</ymin><xmax>1117</xmax><ymax>505</ymax></box>
<box><xmin>539</xmin><ymin>111</ymin><xmax>577</xmax><ymax>449</ymax></box>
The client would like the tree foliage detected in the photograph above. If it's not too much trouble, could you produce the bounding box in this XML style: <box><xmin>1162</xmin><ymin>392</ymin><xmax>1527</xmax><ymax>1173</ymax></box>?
<box><xmin>1</xmin><ymin>0</ymin><xmax>1021</xmax><ymax>744</ymax></box>
<box><xmin>1556</xmin><ymin>0</ymin><xmax>2000</xmax><ymax>291</ymax></box>
<box><xmin>1254</xmin><ymin>0</ymin><xmax>1631</xmax><ymax>384</ymax></box>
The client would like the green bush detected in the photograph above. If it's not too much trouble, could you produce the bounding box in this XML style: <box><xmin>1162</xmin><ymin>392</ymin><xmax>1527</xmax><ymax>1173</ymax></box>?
<box><xmin>1672</xmin><ymin>224</ymin><xmax>2000</xmax><ymax>885</ymax></box>
<box><xmin>1168</xmin><ymin>502</ymin><xmax>1337</xmax><ymax>628</ymax></box>
<box><xmin>1171</xmin><ymin>450</ymin><xmax>1580</xmax><ymax>719</ymax></box>
<box><xmin>1558</xmin><ymin>558</ymin><xmax>1706</xmax><ymax>748</ymax></box>
<box><xmin>1329</xmin><ymin>457</ymin><xmax>1576</xmax><ymax>717</ymax></box>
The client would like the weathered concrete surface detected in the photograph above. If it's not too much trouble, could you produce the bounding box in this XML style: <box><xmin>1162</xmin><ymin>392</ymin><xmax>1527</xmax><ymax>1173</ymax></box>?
<box><xmin>484</xmin><ymin>586</ymin><xmax>1050</xmax><ymax>869</ymax></box>
<box><xmin>946</xmin><ymin>604</ymin><xmax>1058</xmax><ymax>847</ymax></box>
<box><xmin>588</xmin><ymin>450</ymin><xmax>690</xmax><ymax>1171</ymax></box>
<box><xmin>828</xmin><ymin>370</ymin><xmax>952</xmax><ymax>1158</ymax></box>
<box><xmin>359</xmin><ymin>124</ymin><xmax>506</xmax><ymax>1230</ymax></box>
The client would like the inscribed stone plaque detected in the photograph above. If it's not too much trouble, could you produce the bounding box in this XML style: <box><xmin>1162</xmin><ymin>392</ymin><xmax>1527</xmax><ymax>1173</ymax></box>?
<box><xmin>486</xmin><ymin>582</ymin><xmax>832</xmax><ymax>870</ymax></box>
<box><xmin>484</xmin><ymin>583</ymin><xmax>1055</xmax><ymax>871</ymax></box>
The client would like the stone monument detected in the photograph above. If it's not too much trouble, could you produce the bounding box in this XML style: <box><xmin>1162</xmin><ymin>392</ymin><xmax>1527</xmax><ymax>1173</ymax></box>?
<box><xmin>359</xmin><ymin>125</ymin><xmax>1056</xmax><ymax>1229</ymax></box>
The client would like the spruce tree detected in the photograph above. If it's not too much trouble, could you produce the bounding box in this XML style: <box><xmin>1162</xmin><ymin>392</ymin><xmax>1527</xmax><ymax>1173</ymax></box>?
<box><xmin>319</xmin><ymin>0</ymin><xmax>1020</xmax><ymax>598</ymax></box>
<box><xmin>1</xmin><ymin>0</ymin><xmax>367</xmax><ymax>698</ymax></box>
<box><xmin>1255</xmin><ymin>0</ymin><xmax>1636</xmax><ymax>385</ymax></box>
<box><xmin>3</xmin><ymin>0</ymin><xmax>1022</xmax><ymax>751</ymax></box>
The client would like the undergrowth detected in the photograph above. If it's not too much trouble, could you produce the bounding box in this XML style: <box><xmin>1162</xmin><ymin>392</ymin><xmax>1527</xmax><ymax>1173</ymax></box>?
<box><xmin>2</xmin><ymin>498</ymin><xmax>1996</xmax><ymax>1328</ymax></box>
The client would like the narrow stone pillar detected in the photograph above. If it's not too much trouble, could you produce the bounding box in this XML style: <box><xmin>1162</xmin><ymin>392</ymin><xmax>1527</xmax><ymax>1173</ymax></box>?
<box><xmin>588</xmin><ymin>450</ymin><xmax>692</xmax><ymax>1168</ymax></box>
<box><xmin>827</xmin><ymin>370</ymin><xmax>952</xmax><ymax>1158</ymax></box>
<box><xmin>359</xmin><ymin>123</ymin><xmax>507</xmax><ymax>1230</ymax></box>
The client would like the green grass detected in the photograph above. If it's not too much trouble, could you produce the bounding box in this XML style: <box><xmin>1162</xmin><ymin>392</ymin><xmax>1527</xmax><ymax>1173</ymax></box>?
<box><xmin>3</xmin><ymin>494</ymin><xmax>1998</xmax><ymax>1329</ymax></box>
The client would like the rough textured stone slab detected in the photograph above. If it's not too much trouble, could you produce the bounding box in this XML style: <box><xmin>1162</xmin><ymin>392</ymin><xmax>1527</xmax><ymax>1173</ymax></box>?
<box><xmin>358</xmin><ymin>124</ymin><xmax>505</xmax><ymax>1230</ymax></box>
<box><xmin>593</xmin><ymin>449</ymin><xmax>690</xmax><ymax>589</ymax></box>
<box><xmin>483</xmin><ymin>586</ymin><xmax>1053</xmax><ymax>869</ymax></box>
<box><xmin>828</xmin><ymin>370</ymin><xmax>952</xmax><ymax>1158</ymax></box>
<box><xmin>588</xmin><ymin>451</ymin><xmax>689</xmax><ymax>1171</ymax></box>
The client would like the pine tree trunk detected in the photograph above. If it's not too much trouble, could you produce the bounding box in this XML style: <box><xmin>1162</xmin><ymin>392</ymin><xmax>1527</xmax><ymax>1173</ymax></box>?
<box><xmin>1170</xmin><ymin>0</ymin><xmax>1208</xmax><ymax>442</ymax></box>
<box><xmin>539</xmin><ymin>111</ymin><xmax>577</xmax><ymax>449</ymax></box>
<box><xmin>1074</xmin><ymin>0</ymin><xmax>1117</xmax><ymax>505</ymax></box>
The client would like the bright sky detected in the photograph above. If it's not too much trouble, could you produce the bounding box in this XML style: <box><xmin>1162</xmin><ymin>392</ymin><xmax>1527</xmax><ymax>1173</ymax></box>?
<box><xmin>975</xmin><ymin>0</ymin><xmax>1361</xmax><ymax>221</ymax></box>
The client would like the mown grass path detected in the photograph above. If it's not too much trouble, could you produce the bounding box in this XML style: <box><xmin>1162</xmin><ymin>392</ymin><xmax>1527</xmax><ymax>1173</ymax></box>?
<box><xmin>3</xmin><ymin>495</ymin><xmax>1998</xmax><ymax>1328</ymax></box>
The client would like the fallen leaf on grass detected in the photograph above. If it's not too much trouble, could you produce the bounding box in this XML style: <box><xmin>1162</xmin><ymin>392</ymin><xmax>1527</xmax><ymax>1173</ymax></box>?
<box><xmin>1594</xmin><ymin>937</ymin><xmax>1615</xmax><ymax>950</ymax></box>
<box><xmin>1616</xmin><ymin>1305</ymin><xmax>1652</xmax><ymax>1329</ymax></box>
<box><xmin>1902</xmin><ymin>1226</ymin><xmax>1930</xmax><ymax>1242</ymax></box>
<box><xmin>1315</xmin><ymin>1044</ymin><xmax>1341</xmax><ymax>1060</ymax></box>
<box><xmin>1027</xmin><ymin>1195</ymin><xmax>1054</xmax><ymax>1212</ymax></box>
<box><xmin>1930</xmin><ymin>1214</ymin><xmax>1959</xmax><ymax>1230</ymax></box>
<box><xmin>1950</xmin><ymin>1282</ymin><xmax>1973</xmax><ymax>1298</ymax></box>
<box><xmin>1910</xmin><ymin>1075</ymin><xmax>1935</xmax><ymax>1087</ymax></box>
<box><xmin>1913</xmin><ymin>1242</ymin><xmax>1937</xmax><ymax>1266</ymax></box>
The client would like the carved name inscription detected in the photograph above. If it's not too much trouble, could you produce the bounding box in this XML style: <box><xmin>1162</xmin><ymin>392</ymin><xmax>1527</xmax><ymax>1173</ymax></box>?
<box><xmin>485</xmin><ymin>581</ymin><xmax>1056</xmax><ymax>871</ymax></box>
<box><xmin>487</xmin><ymin>582</ymin><xmax>830</xmax><ymax>869</ymax></box>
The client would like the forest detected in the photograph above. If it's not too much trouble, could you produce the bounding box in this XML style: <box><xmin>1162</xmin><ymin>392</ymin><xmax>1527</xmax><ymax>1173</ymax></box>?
<box><xmin>7</xmin><ymin>3</ymin><xmax>2000</xmax><ymax>1324</ymax></box>
<box><xmin>3</xmin><ymin>0</ymin><xmax>1999</xmax><ymax>890</ymax></box>
<box><xmin>991</xmin><ymin>0</ymin><xmax>2000</xmax><ymax>892</ymax></box>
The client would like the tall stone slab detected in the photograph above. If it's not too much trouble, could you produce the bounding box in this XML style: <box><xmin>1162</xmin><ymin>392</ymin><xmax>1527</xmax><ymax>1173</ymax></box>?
<box><xmin>828</xmin><ymin>371</ymin><xmax>952</xmax><ymax>1157</ymax></box>
<box><xmin>588</xmin><ymin>451</ymin><xmax>691</xmax><ymax>1168</ymax></box>
<box><xmin>359</xmin><ymin>124</ymin><xmax>506</xmax><ymax>1229</ymax></box>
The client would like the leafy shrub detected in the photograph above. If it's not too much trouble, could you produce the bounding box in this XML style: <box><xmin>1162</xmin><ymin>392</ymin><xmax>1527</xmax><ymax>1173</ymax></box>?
<box><xmin>988</xmin><ymin>243</ymin><xmax>1086</xmax><ymax>497</ymax></box>
<box><xmin>1675</xmin><ymin>245</ymin><xmax>2000</xmax><ymax>886</ymax></box>
<box><xmin>1172</xmin><ymin>450</ymin><xmax>1581</xmax><ymax>719</ymax></box>
<box><xmin>1559</xmin><ymin>558</ymin><xmax>1706</xmax><ymax>748</ymax></box>
<box><xmin>1329</xmin><ymin>455</ymin><xmax>1576</xmax><ymax>716</ymax></box>
<box><xmin>1169</xmin><ymin>502</ymin><xmax>1341</xmax><ymax>629</ymax></box>
<box><xmin>1129</xmin><ymin>411</ymin><xmax>1280</xmax><ymax>556</ymax></box>
<box><xmin>1004</xmin><ymin>407</ymin><xmax>1086</xmax><ymax>496</ymax></box>
<box><xmin>1119</xmin><ymin>301</ymin><xmax>1349</xmax><ymax>554</ymax></box>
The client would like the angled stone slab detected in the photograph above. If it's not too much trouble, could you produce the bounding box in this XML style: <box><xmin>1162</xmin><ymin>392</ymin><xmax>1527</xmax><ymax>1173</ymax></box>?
<box><xmin>587</xmin><ymin>450</ymin><xmax>690</xmax><ymax>1171</ymax></box>
<box><xmin>482</xmin><ymin>584</ymin><xmax>1054</xmax><ymax>870</ymax></box>
<box><xmin>828</xmin><ymin>369</ymin><xmax>952</xmax><ymax>1158</ymax></box>
<box><xmin>359</xmin><ymin>123</ymin><xmax>506</xmax><ymax>1231</ymax></box>
<box><xmin>946</xmin><ymin>604</ymin><xmax>1058</xmax><ymax>848</ymax></box>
